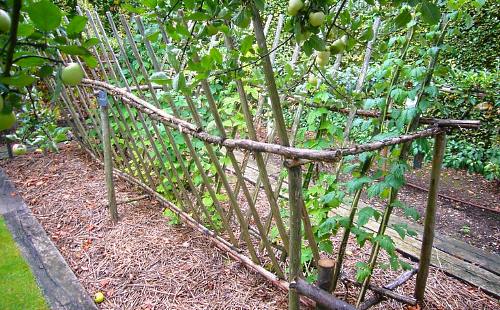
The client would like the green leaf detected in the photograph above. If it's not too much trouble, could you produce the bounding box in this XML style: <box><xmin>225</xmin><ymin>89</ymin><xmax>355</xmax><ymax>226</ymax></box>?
<box><xmin>392</xmin><ymin>223</ymin><xmax>408</xmax><ymax>239</ymax></box>
<box><xmin>351</xmin><ymin>227</ymin><xmax>372</xmax><ymax>247</ymax></box>
<box><xmin>187</xmin><ymin>12</ymin><xmax>210</xmax><ymax>21</ymax></box>
<box><xmin>82</xmin><ymin>38</ymin><xmax>100</xmax><ymax>49</ymax></box>
<box><xmin>16</xmin><ymin>56</ymin><xmax>46</xmax><ymax>67</ymax></box>
<box><xmin>166</xmin><ymin>50</ymin><xmax>180</xmax><ymax>71</ymax></box>
<box><xmin>360</xmin><ymin>26</ymin><xmax>374</xmax><ymax>41</ymax></box>
<box><xmin>319</xmin><ymin>240</ymin><xmax>333</xmax><ymax>253</ymax></box>
<box><xmin>346</xmin><ymin>176</ymin><xmax>371</xmax><ymax>193</ymax></box>
<box><xmin>357</xmin><ymin>207</ymin><xmax>380</xmax><ymax>227</ymax></box>
<box><xmin>240</xmin><ymin>35</ymin><xmax>254</xmax><ymax>54</ymax></box>
<box><xmin>57</xmin><ymin>45</ymin><xmax>91</xmax><ymax>56</ymax></box>
<box><xmin>355</xmin><ymin>262</ymin><xmax>371</xmax><ymax>283</ymax></box>
<box><xmin>301</xmin><ymin>247</ymin><xmax>313</xmax><ymax>264</ymax></box>
<box><xmin>28</xmin><ymin>0</ymin><xmax>62</xmax><ymax>32</ymax></box>
<box><xmin>66</xmin><ymin>16</ymin><xmax>88</xmax><ymax>38</ymax></box>
<box><xmin>320</xmin><ymin>191</ymin><xmax>344</xmax><ymax>209</ymax></box>
<box><xmin>376</xmin><ymin>235</ymin><xmax>396</xmax><ymax>255</ymax></box>
<box><xmin>0</xmin><ymin>74</ymin><xmax>36</xmax><ymax>87</ymax></box>
<box><xmin>318</xmin><ymin>217</ymin><xmax>338</xmax><ymax>237</ymax></box>
<box><xmin>254</xmin><ymin>0</ymin><xmax>266</xmax><ymax>11</ymax></box>
<box><xmin>202</xmin><ymin>196</ymin><xmax>213</xmax><ymax>207</ymax></box>
<box><xmin>403</xmin><ymin>206</ymin><xmax>420</xmax><ymax>221</ymax></box>
<box><xmin>173</xmin><ymin>72</ymin><xmax>187</xmax><ymax>92</ymax></box>
<box><xmin>143</xmin><ymin>0</ymin><xmax>157</xmax><ymax>9</ymax></box>
<box><xmin>17</xmin><ymin>24</ymin><xmax>35</xmax><ymax>37</ymax></box>
<box><xmin>150</xmin><ymin>71</ymin><xmax>171</xmax><ymax>85</ymax></box>
<box><xmin>209</xmin><ymin>48</ymin><xmax>223</xmax><ymax>64</ymax></box>
<box><xmin>306</xmin><ymin>34</ymin><xmax>326</xmax><ymax>52</ymax></box>
<box><xmin>233</xmin><ymin>8</ymin><xmax>251</xmax><ymax>28</ymax></box>
<box><xmin>400</xmin><ymin>260</ymin><xmax>413</xmax><ymax>270</ymax></box>
<box><xmin>420</xmin><ymin>1</ymin><xmax>441</xmax><ymax>25</ymax></box>
<box><xmin>82</xmin><ymin>55</ymin><xmax>98</xmax><ymax>69</ymax></box>
<box><xmin>394</xmin><ymin>8</ymin><xmax>412</xmax><ymax>28</ymax></box>
<box><xmin>37</xmin><ymin>64</ymin><xmax>53</xmax><ymax>78</ymax></box>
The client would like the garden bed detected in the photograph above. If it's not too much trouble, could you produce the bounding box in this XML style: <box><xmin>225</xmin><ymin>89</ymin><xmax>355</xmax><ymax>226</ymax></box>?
<box><xmin>1</xmin><ymin>142</ymin><xmax>498</xmax><ymax>309</ymax></box>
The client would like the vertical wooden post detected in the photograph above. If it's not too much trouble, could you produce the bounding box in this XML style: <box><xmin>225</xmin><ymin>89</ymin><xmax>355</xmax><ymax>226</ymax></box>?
<box><xmin>98</xmin><ymin>90</ymin><xmax>118</xmax><ymax>222</ymax></box>
<box><xmin>250</xmin><ymin>5</ymin><xmax>305</xmax><ymax>310</ymax></box>
<box><xmin>414</xmin><ymin>131</ymin><xmax>446</xmax><ymax>302</ymax></box>
<box><xmin>6</xmin><ymin>139</ymin><xmax>13</xmax><ymax>159</ymax></box>
<box><xmin>316</xmin><ymin>259</ymin><xmax>335</xmax><ymax>310</ymax></box>
<box><xmin>288</xmin><ymin>163</ymin><xmax>303</xmax><ymax>310</ymax></box>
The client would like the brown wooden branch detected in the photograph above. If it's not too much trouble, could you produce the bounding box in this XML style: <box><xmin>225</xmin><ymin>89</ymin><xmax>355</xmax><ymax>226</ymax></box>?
<box><xmin>290</xmin><ymin>278</ymin><xmax>356</xmax><ymax>310</ymax></box>
<box><xmin>359</xmin><ymin>268</ymin><xmax>418</xmax><ymax>310</ymax></box>
<box><xmin>81</xmin><ymin>79</ymin><xmax>446</xmax><ymax>163</ymax></box>
<box><xmin>343</xmin><ymin>277</ymin><xmax>417</xmax><ymax>306</ymax></box>
<box><xmin>304</xmin><ymin>103</ymin><xmax>480</xmax><ymax>129</ymax></box>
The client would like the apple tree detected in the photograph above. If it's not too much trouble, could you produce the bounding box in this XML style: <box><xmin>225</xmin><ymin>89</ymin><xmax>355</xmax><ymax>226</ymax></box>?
<box><xmin>0</xmin><ymin>0</ymin><xmax>95</xmax><ymax>152</ymax></box>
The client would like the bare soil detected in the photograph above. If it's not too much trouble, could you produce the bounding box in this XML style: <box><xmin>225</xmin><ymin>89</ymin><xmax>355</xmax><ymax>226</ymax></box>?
<box><xmin>358</xmin><ymin>165</ymin><xmax>500</xmax><ymax>255</ymax></box>
<box><xmin>401</xmin><ymin>166</ymin><xmax>499</xmax><ymax>254</ymax></box>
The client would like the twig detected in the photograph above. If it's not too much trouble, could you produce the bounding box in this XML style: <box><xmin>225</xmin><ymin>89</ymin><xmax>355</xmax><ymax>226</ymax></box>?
<box><xmin>13</xmin><ymin>55</ymin><xmax>63</xmax><ymax>64</ymax></box>
<box><xmin>3</xmin><ymin>0</ymin><xmax>22</xmax><ymax>77</ymax></box>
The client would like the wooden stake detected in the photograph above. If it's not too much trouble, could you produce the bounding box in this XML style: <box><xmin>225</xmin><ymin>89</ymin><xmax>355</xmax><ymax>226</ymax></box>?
<box><xmin>98</xmin><ymin>90</ymin><xmax>118</xmax><ymax>222</ymax></box>
<box><xmin>250</xmin><ymin>5</ymin><xmax>303</xmax><ymax>309</ymax></box>
<box><xmin>414</xmin><ymin>132</ymin><xmax>446</xmax><ymax>302</ymax></box>
<box><xmin>316</xmin><ymin>259</ymin><xmax>335</xmax><ymax>310</ymax></box>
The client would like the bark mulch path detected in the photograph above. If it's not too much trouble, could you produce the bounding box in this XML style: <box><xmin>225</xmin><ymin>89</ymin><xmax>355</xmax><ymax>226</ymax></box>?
<box><xmin>1</xmin><ymin>143</ymin><xmax>286</xmax><ymax>310</ymax></box>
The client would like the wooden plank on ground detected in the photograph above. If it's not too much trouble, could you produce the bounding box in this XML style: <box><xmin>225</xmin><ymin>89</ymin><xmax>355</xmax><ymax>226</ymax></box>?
<box><xmin>333</xmin><ymin>203</ymin><xmax>500</xmax><ymax>297</ymax></box>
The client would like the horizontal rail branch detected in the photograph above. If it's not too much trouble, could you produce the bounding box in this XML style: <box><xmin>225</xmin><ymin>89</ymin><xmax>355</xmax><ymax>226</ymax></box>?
<box><xmin>83</xmin><ymin>79</ymin><xmax>200</xmax><ymax>132</ymax></box>
<box><xmin>305</xmin><ymin>103</ymin><xmax>481</xmax><ymax>129</ymax></box>
<box><xmin>81</xmin><ymin>79</ymin><xmax>446</xmax><ymax>163</ymax></box>
<box><xmin>290</xmin><ymin>278</ymin><xmax>356</xmax><ymax>310</ymax></box>
<box><xmin>93</xmin><ymin>86</ymin><xmax>481</xmax><ymax>129</ymax></box>
<box><xmin>343</xmin><ymin>277</ymin><xmax>417</xmax><ymax>306</ymax></box>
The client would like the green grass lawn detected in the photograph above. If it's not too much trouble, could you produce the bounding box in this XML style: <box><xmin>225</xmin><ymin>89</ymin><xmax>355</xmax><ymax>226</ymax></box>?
<box><xmin>0</xmin><ymin>216</ymin><xmax>49</xmax><ymax>310</ymax></box>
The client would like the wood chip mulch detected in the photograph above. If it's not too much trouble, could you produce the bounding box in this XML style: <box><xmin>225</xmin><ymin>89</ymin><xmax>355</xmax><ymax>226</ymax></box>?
<box><xmin>1</xmin><ymin>142</ymin><xmax>498</xmax><ymax>309</ymax></box>
<box><xmin>1</xmin><ymin>143</ymin><xmax>286</xmax><ymax>310</ymax></box>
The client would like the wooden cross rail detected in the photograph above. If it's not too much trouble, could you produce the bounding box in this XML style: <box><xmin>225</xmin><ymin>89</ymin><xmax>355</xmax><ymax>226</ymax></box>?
<box><xmin>81</xmin><ymin>79</ymin><xmax>446</xmax><ymax>163</ymax></box>
<box><xmin>304</xmin><ymin>103</ymin><xmax>481</xmax><ymax>129</ymax></box>
<box><xmin>91</xmin><ymin>87</ymin><xmax>481</xmax><ymax>129</ymax></box>
<box><xmin>290</xmin><ymin>278</ymin><xmax>356</xmax><ymax>310</ymax></box>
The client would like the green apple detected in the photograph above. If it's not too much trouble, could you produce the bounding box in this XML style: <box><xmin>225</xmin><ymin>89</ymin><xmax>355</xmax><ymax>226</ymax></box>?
<box><xmin>316</xmin><ymin>51</ymin><xmax>330</xmax><ymax>67</ymax></box>
<box><xmin>330</xmin><ymin>35</ymin><xmax>348</xmax><ymax>54</ymax></box>
<box><xmin>94</xmin><ymin>292</ymin><xmax>105</xmax><ymax>304</ymax></box>
<box><xmin>309</xmin><ymin>12</ymin><xmax>325</xmax><ymax>27</ymax></box>
<box><xmin>0</xmin><ymin>112</ymin><xmax>16</xmax><ymax>131</ymax></box>
<box><xmin>61</xmin><ymin>63</ymin><xmax>84</xmax><ymax>86</ymax></box>
<box><xmin>287</xmin><ymin>0</ymin><xmax>303</xmax><ymax>16</ymax></box>
<box><xmin>308</xmin><ymin>74</ymin><xmax>318</xmax><ymax>86</ymax></box>
<box><xmin>12</xmin><ymin>144</ymin><xmax>27</xmax><ymax>156</ymax></box>
<box><xmin>0</xmin><ymin>9</ymin><xmax>11</xmax><ymax>33</ymax></box>
<box><xmin>206</xmin><ymin>23</ymin><xmax>218</xmax><ymax>36</ymax></box>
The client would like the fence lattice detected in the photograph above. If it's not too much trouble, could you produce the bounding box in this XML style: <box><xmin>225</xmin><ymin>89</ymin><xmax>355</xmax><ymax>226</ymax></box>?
<box><xmin>54</xmin><ymin>7</ymin><xmax>479</xmax><ymax>310</ymax></box>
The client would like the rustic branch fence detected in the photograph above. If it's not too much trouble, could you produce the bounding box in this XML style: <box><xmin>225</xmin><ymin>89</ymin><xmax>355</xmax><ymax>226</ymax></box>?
<box><xmin>53</xmin><ymin>7</ymin><xmax>480</xmax><ymax>310</ymax></box>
